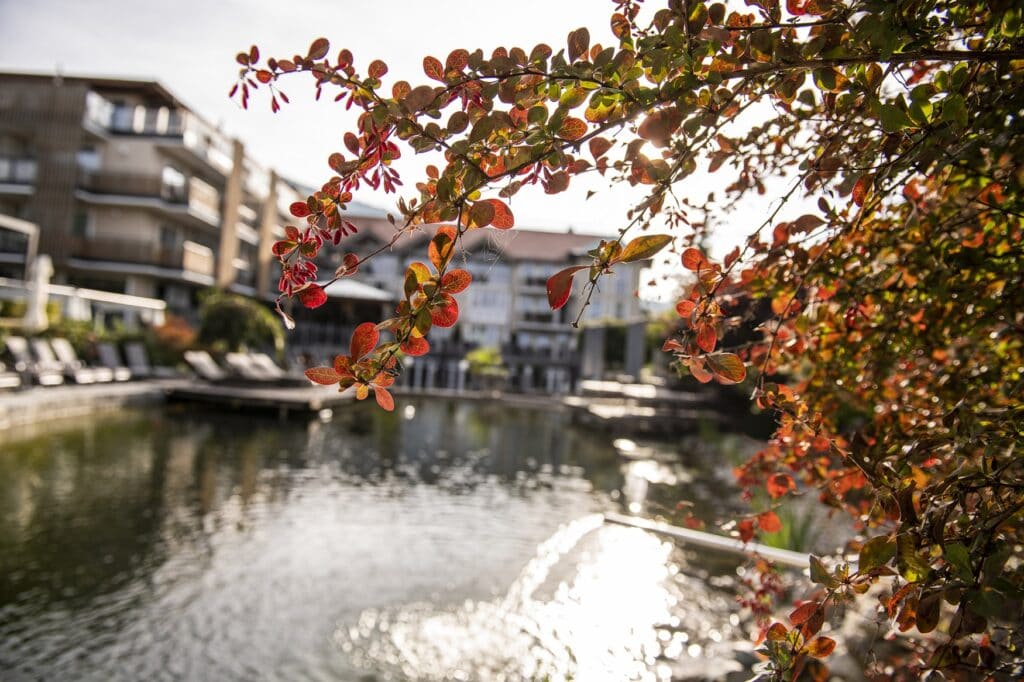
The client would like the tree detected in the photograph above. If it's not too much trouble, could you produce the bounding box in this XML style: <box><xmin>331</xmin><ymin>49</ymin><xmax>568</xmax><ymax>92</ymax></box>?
<box><xmin>234</xmin><ymin>1</ymin><xmax>1023</xmax><ymax>678</ymax></box>
<box><xmin>197</xmin><ymin>289</ymin><xmax>284</xmax><ymax>353</ymax></box>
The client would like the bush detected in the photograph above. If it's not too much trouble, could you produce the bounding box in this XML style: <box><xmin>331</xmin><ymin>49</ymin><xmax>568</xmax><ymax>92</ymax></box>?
<box><xmin>197</xmin><ymin>289</ymin><xmax>283</xmax><ymax>354</ymax></box>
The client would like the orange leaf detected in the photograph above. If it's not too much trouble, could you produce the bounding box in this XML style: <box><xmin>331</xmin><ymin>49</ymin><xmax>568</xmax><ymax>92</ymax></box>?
<box><xmin>350</xmin><ymin>322</ymin><xmax>379</xmax><ymax>361</ymax></box>
<box><xmin>675</xmin><ymin>299</ymin><xmax>696</xmax><ymax>320</ymax></box>
<box><xmin>374</xmin><ymin>386</ymin><xmax>395</xmax><ymax>411</ymax></box>
<box><xmin>305</xmin><ymin>367</ymin><xmax>340</xmax><ymax>385</ymax></box>
<box><xmin>805</xmin><ymin>636</ymin><xmax>836</xmax><ymax>658</ymax></box>
<box><xmin>707</xmin><ymin>352</ymin><xmax>747</xmax><ymax>384</ymax></box>
<box><xmin>484</xmin><ymin>199</ymin><xmax>515</xmax><ymax>229</ymax></box>
<box><xmin>618</xmin><ymin>234</ymin><xmax>672</xmax><ymax>263</ymax></box>
<box><xmin>467</xmin><ymin>200</ymin><xmax>495</xmax><ymax>228</ymax></box>
<box><xmin>681</xmin><ymin>247</ymin><xmax>709</xmax><ymax>270</ymax></box>
<box><xmin>638</xmin><ymin>106</ymin><xmax>683</xmax><ymax>146</ymax></box>
<box><xmin>423</xmin><ymin>55</ymin><xmax>444</xmax><ymax>81</ymax></box>
<box><xmin>689</xmin><ymin>358</ymin><xmax>714</xmax><ymax>383</ymax></box>
<box><xmin>546</xmin><ymin>265</ymin><xmax>587</xmax><ymax>310</ymax></box>
<box><xmin>758</xmin><ymin>511</ymin><xmax>782</xmax><ymax>533</ymax></box>
<box><xmin>429</xmin><ymin>226</ymin><xmax>457</xmax><ymax>270</ymax></box>
<box><xmin>852</xmin><ymin>175</ymin><xmax>871</xmax><ymax>206</ymax></box>
<box><xmin>307</xmin><ymin>37</ymin><xmax>330</xmax><ymax>60</ymax></box>
<box><xmin>559</xmin><ymin>117</ymin><xmax>587</xmax><ymax>141</ymax></box>
<box><xmin>696</xmin><ymin>324</ymin><xmax>717</xmax><ymax>353</ymax></box>
<box><xmin>767</xmin><ymin>473</ymin><xmax>796</xmax><ymax>498</ymax></box>
<box><xmin>589</xmin><ymin>137</ymin><xmax>612</xmax><ymax>159</ymax></box>
<box><xmin>442</xmin><ymin>269</ymin><xmax>472</xmax><ymax>293</ymax></box>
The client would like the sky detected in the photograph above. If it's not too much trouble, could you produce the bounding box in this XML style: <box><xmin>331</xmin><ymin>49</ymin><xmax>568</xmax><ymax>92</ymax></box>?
<box><xmin>0</xmin><ymin>0</ymin><xmax>785</xmax><ymax>300</ymax></box>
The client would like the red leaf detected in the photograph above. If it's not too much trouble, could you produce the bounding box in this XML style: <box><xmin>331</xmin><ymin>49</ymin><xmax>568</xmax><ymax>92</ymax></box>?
<box><xmin>789</xmin><ymin>602</ymin><xmax>818</xmax><ymax>626</ymax></box>
<box><xmin>484</xmin><ymin>199</ymin><xmax>515</xmax><ymax>229</ymax></box>
<box><xmin>675</xmin><ymin>299</ymin><xmax>696</xmax><ymax>320</ymax></box>
<box><xmin>337</xmin><ymin>253</ymin><xmax>359</xmax><ymax>277</ymax></box>
<box><xmin>442</xmin><ymin>269</ymin><xmax>472</xmax><ymax>293</ymax></box>
<box><xmin>637</xmin><ymin>106</ymin><xmax>683</xmax><ymax>146</ymax></box>
<box><xmin>767</xmin><ymin>473</ymin><xmax>796</xmax><ymax>499</ymax></box>
<box><xmin>307</xmin><ymin>37</ymin><xmax>330</xmax><ymax>60</ymax></box>
<box><xmin>305</xmin><ymin>367</ymin><xmax>340</xmax><ymax>385</ymax></box>
<box><xmin>852</xmin><ymin>175</ymin><xmax>871</xmax><ymax>207</ymax></box>
<box><xmin>589</xmin><ymin>137</ymin><xmax>612</xmax><ymax>159</ymax></box>
<box><xmin>559</xmin><ymin>117</ymin><xmax>587</xmax><ymax>141</ymax></box>
<box><xmin>786</xmin><ymin>0</ymin><xmax>809</xmax><ymax>16</ymax></box>
<box><xmin>367</xmin><ymin>59</ymin><xmax>388</xmax><ymax>79</ymax></box>
<box><xmin>446</xmin><ymin>49</ymin><xmax>469</xmax><ymax>72</ymax></box>
<box><xmin>430</xmin><ymin>294</ymin><xmax>459</xmax><ymax>327</ymax></box>
<box><xmin>696</xmin><ymin>323</ymin><xmax>717</xmax><ymax>353</ymax></box>
<box><xmin>758</xmin><ymin>511</ymin><xmax>783</xmax><ymax>533</ymax></box>
<box><xmin>373</xmin><ymin>386</ymin><xmax>395</xmax><ymax>411</ymax></box>
<box><xmin>423</xmin><ymin>55</ymin><xmax>444</xmax><ymax>81</ymax></box>
<box><xmin>738</xmin><ymin>519</ymin><xmax>755</xmax><ymax>543</ymax></box>
<box><xmin>681</xmin><ymin>247</ymin><xmax>709</xmax><ymax>271</ymax></box>
<box><xmin>689</xmin><ymin>358</ymin><xmax>714</xmax><ymax>383</ymax></box>
<box><xmin>290</xmin><ymin>201</ymin><xmax>312</xmax><ymax>218</ymax></box>
<box><xmin>546</xmin><ymin>265</ymin><xmax>587</xmax><ymax>310</ymax></box>
<box><xmin>401</xmin><ymin>336</ymin><xmax>430</xmax><ymax>356</ymax></box>
<box><xmin>350</xmin><ymin>322</ymin><xmax>379</xmax><ymax>361</ymax></box>
<box><xmin>298</xmin><ymin>284</ymin><xmax>328</xmax><ymax>309</ymax></box>
<box><xmin>256</xmin><ymin>70</ymin><xmax>273</xmax><ymax>84</ymax></box>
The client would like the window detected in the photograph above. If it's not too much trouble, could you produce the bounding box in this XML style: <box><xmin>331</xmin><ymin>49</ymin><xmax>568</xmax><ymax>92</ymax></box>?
<box><xmin>76</xmin><ymin>146</ymin><xmax>101</xmax><ymax>171</ymax></box>
<box><xmin>159</xmin><ymin>225</ymin><xmax>179</xmax><ymax>250</ymax></box>
<box><xmin>71</xmin><ymin>210</ymin><xmax>93</xmax><ymax>238</ymax></box>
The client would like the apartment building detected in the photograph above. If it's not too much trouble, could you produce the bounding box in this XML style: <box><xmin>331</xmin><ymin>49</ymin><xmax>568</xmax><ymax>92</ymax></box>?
<box><xmin>0</xmin><ymin>72</ymin><xmax>300</xmax><ymax>315</ymax></box>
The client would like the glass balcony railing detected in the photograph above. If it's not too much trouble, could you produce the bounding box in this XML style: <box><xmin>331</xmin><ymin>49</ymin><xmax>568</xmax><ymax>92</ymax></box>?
<box><xmin>77</xmin><ymin>171</ymin><xmax>221</xmax><ymax>225</ymax></box>
<box><xmin>0</xmin><ymin>156</ymin><xmax>38</xmax><ymax>185</ymax></box>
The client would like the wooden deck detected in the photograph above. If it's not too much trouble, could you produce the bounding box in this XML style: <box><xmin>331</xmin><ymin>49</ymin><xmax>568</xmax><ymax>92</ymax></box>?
<box><xmin>165</xmin><ymin>379</ymin><xmax>353</xmax><ymax>416</ymax></box>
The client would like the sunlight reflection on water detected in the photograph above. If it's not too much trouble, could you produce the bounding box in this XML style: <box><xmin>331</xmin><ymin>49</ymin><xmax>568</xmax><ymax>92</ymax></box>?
<box><xmin>338</xmin><ymin>514</ymin><xmax>746</xmax><ymax>681</ymax></box>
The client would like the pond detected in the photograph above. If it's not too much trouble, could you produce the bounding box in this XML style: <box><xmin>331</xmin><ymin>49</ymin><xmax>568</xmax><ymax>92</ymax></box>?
<box><xmin>0</xmin><ymin>398</ymin><xmax>762</xmax><ymax>681</ymax></box>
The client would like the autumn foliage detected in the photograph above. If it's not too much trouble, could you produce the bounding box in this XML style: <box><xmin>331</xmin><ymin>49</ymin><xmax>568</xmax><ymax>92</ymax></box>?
<box><xmin>235</xmin><ymin>0</ymin><xmax>1024</xmax><ymax>678</ymax></box>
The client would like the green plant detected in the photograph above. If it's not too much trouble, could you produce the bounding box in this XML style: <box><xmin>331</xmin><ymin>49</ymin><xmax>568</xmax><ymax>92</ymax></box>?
<box><xmin>197</xmin><ymin>289</ymin><xmax>284</xmax><ymax>353</ymax></box>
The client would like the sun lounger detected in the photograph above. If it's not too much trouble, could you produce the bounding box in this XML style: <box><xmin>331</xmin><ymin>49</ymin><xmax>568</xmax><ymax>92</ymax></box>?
<box><xmin>4</xmin><ymin>336</ymin><xmax>64</xmax><ymax>386</ymax></box>
<box><xmin>0</xmin><ymin>363</ymin><xmax>22</xmax><ymax>390</ymax></box>
<box><xmin>243</xmin><ymin>352</ymin><xmax>309</xmax><ymax>386</ymax></box>
<box><xmin>48</xmin><ymin>337</ymin><xmax>115</xmax><ymax>383</ymax></box>
<box><xmin>30</xmin><ymin>338</ymin><xmax>100</xmax><ymax>384</ymax></box>
<box><xmin>123</xmin><ymin>342</ymin><xmax>178</xmax><ymax>379</ymax></box>
<box><xmin>224</xmin><ymin>352</ymin><xmax>270</xmax><ymax>381</ymax></box>
<box><xmin>183</xmin><ymin>350</ymin><xmax>229</xmax><ymax>382</ymax></box>
<box><xmin>96</xmin><ymin>342</ymin><xmax>132</xmax><ymax>381</ymax></box>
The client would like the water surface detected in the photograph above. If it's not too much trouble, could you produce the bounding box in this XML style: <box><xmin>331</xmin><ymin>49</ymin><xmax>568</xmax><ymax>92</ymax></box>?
<box><xmin>0</xmin><ymin>399</ymin><xmax>757</xmax><ymax>680</ymax></box>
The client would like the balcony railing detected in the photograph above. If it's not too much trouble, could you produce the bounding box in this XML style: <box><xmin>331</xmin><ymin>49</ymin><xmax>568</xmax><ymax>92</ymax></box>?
<box><xmin>70</xmin><ymin>237</ymin><xmax>214</xmax><ymax>277</ymax></box>
<box><xmin>0</xmin><ymin>156</ymin><xmax>38</xmax><ymax>185</ymax></box>
<box><xmin>77</xmin><ymin>172</ymin><xmax>221</xmax><ymax>224</ymax></box>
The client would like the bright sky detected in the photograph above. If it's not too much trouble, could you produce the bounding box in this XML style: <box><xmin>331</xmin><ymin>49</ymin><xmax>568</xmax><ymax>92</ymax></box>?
<box><xmin>0</xmin><ymin>0</ymin><xmax>787</xmax><ymax>301</ymax></box>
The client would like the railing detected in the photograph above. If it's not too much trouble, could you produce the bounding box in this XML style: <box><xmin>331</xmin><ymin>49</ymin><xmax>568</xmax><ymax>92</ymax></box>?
<box><xmin>187</xmin><ymin>176</ymin><xmax>221</xmax><ymax>223</ymax></box>
<box><xmin>0</xmin><ymin>156</ymin><xmax>38</xmax><ymax>184</ymax></box>
<box><xmin>78</xmin><ymin>171</ymin><xmax>179</xmax><ymax>200</ymax></box>
<box><xmin>69</xmin><ymin>237</ymin><xmax>214</xmax><ymax>277</ymax></box>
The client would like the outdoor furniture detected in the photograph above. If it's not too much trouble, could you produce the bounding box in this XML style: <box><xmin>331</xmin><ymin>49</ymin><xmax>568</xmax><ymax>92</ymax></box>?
<box><xmin>223</xmin><ymin>352</ymin><xmax>269</xmax><ymax>382</ymax></box>
<box><xmin>0</xmin><ymin>363</ymin><xmax>22</xmax><ymax>390</ymax></box>
<box><xmin>96</xmin><ymin>342</ymin><xmax>132</xmax><ymax>381</ymax></box>
<box><xmin>3</xmin><ymin>336</ymin><xmax>64</xmax><ymax>386</ymax></box>
<box><xmin>246</xmin><ymin>352</ymin><xmax>309</xmax><ymax>386</ymax></box>
<box><xmin>183</xmin><ymin>350</ymin><xmax>229</xmax><ymax>382</ymax></box>
<box><xmin>30</xmin><ymin>338</ymin><xmax>100</xmax><ymax>384</ymax></box>
<box><xmin>124</xmin><ymin>341</ymin><xmax>179</xmax><ymax>379</ymax></box>
<box><xmin>49</xmin><ymin>337</ymin><xmax>115</xmax><ymax>383</ymax></box>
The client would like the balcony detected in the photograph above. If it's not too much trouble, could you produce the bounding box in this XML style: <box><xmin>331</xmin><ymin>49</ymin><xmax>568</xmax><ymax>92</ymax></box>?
<box><xmin>0</xmin><ymin>156</ymin><xmax>38</xmax><ymax>188</ymax></box>
<box><xmin>69</xmin><ymin>237</ymin><xmax>214</xmax><ymax>278</ymax></box>
<box><xmin>77</xmin><ymin>172</ymin><xmax>222</xmax><ymax>227</ymax></box>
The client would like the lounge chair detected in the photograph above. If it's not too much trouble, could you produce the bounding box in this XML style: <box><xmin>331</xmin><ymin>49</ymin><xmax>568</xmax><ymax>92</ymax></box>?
<box><xmin>0</xmin><ymin>363</ymin><xmax>22</xmax><ymax>390</ymax></box>
<box><xmin>96</xmin><ymin>342</ymin><xmax>132</xmax><ymax>381</ymax></box>
<box><xmin>3</xmin><ymin>336</ymin><xmax>64</xmax><ymax>386</ymax></box>
<box><xmin>224</xmin><ymin>352</ymin><xmax>270</xmax><ymax>381</ymax></box>
<box><xmin>48</xmin><ymin>337</ymin><xmax>115</xmax><ymax>383</ymax></box>
<box><xmin>124</xmin><ymin>342</ymin><xmax>179</xmax><ymax>379</ymax></box>
<box><xmin>243</xmin><ymin>352</ymin><xmax>309</xmax><ymax>386</ymax></box>
<box><xmin>183</xmin><ymin>350</ymin><xmax>229</xmax><ymax>382</ymax></box>
<box><xmin>30</xmin><ymin>338</ymin><xmax>99</xmax><ymax>384</ymax></box>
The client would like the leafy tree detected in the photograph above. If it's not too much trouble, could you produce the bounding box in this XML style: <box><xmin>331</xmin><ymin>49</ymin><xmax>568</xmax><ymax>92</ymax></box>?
<box><xmin>234</xmin><ymin>1</ymin><xmax>1023</xmax><ymax>678</ymax></box>
<box><xmin>197</xmin><ymin>289</ymin><xmax>284</xmax><ymax>354</ymax></box>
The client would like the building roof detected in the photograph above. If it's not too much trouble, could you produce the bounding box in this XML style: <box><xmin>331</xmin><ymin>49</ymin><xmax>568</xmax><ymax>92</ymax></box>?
<box><xmin>456</xmin><ymin>227</ymin><xmax>603</xmax><ymax>263</ymax></box>
<box><xmin>323</xmin><ymin>278</ymin><xmax>394</xmax><ymax>302</ymax></box>
<box><xmin>0</xmin><ymin>70</ymin><xmax>187</xmax><ymax>109</ymax></box>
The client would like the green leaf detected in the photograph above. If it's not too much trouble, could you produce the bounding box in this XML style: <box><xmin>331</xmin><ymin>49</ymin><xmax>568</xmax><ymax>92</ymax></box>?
<box><xmin>943</xmin><ymin>542</ymin><xmax>973</xmax><ymax>582</ymax></box>
<box><xmin>859</xmin><ymin>535</ymin><xmax>896</xmax><ymax>572</ymax></box>
<box><xmin>897</xmin><ymin>533</ymin><xmax>931</xmax><ymax>583</ymax></box>
<box><xmin>880</xmin><ymin>104</ymin><xmax>911</xmax><ymax>133</ymax></box>
<box><xmin>617</xmin><ymin>234</ymin><xmax>672</xmax><ymax>263</ymax></box>
<box><xmin>809</xmin><ymin>555</ymin><xmax>839</xmax><ymax>588</ymax></box>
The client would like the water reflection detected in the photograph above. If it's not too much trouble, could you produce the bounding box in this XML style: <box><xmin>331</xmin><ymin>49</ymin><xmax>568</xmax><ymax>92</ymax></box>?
<box><xmin>0</xmin><ymin>399</ymin><xmax>755</xmax><ymax>680</ymax></box>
